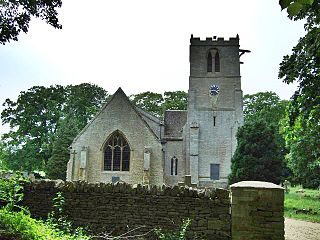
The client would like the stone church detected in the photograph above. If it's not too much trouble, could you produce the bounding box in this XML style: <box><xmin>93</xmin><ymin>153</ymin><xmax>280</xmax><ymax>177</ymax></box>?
<box><xmin>66</xmin><ymin>35</ymin><xmax>245</xmax><ymax>188</ymax></box>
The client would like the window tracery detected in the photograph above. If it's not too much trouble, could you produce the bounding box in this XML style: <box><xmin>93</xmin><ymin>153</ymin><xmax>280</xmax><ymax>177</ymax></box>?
<box><xmin>104</xmin><ymin>131</ymin><xmax>130</xmax><ymax>171</ymax></box>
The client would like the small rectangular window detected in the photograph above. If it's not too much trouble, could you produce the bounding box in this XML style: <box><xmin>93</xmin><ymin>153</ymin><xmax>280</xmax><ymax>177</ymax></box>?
<box><xmin>213</xmin><ymin>116</ymin><xmax>216</xmax><ymax>126</ymax></box>
<box><xmin>210</xmin><ymin>164</ymin><xmax>220</xmax><ymax>180</ymax></box>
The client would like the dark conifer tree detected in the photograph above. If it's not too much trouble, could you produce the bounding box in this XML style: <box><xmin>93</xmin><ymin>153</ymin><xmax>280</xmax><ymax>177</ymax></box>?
<box><xmin>46</xmin><ymin>116</ymin><xmax>79</xmax><ymax>180</ymax></box>
<box><xmin>229</xmin><ymin>119</ymin><xmax>284</xmax><ymax>185</ymax></box>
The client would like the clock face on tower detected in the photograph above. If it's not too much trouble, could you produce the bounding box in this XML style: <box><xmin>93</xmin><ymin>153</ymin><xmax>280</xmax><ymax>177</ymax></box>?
<box><xmin>209</xmin><ymin>85</ymin><xmax>220</xmax><ymax>96</ymax></box>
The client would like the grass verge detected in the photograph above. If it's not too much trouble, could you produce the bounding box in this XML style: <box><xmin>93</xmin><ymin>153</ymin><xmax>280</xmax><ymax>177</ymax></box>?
<box><xmin>284</xmin><ymin>186</ymin><xmax>320</xmax><ymax>223</ymax></box>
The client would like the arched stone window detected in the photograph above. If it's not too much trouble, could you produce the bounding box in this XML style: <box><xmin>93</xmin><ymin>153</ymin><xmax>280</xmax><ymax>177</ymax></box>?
<box><xmin>170</xmin><ymin>156</ymin><xmax>178</xmax><ymax>175</ymax></box>
<box><xmin>207</xmin><ymin>52</ymin><xmax>212</xmax><ymax>72</ymax></box>
<box><xmin>207</xmin><ymin>49</ymin><xmax>220</xmax><ymax>73</ymax></box>
<box><xmin>215</xmin><ymin>51</ymin><xmax>220</xmax><ymax>72</ymax></box>
<box><xmin>104</xmin><ymin>131</ymin><xmax>130</xmax><ymax>171</ymax></box>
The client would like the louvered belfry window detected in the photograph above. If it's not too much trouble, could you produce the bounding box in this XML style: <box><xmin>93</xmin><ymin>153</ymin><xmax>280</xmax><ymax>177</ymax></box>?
<box><xmin>215</xmin><ymin>51</ymin><xmax>220</xmax><ymax>72</ymax></box>
<box><xmin>207</xmin><ymin>52</ymin><xmax>213</xmax><ymax>72</ymax></box>
<box><xmin>104</xmin><ymin>131</ymin><xmax>130</xmax><ymax>171</ymax></box>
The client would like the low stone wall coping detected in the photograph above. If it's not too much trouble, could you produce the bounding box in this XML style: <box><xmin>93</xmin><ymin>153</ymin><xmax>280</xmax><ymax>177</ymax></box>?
<box><xmin>230</xmin><ymin>181</ymin><xmax>284</xmax><ymax>189</ymax></box>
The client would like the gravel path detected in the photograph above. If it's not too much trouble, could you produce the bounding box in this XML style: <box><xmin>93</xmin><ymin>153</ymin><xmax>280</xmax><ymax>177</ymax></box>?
<box><xmin>285</xmin><ymin>218</ymin><xmax>320</xmax><ymax>240</ymax></box>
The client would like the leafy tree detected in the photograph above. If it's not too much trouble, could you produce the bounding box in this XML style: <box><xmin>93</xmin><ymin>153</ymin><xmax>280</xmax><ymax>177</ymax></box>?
<box><xmin>243</xmin><ymin>92</ymin><xmax>289</xmax><ymax>177</ymax></box>
<box><xmin>0</xmin><ymin>0</ymin><xmax>62</xmax><ymax>44</ymax></box>
<box><xmin>1</xmin><ymin>83</ymin><xmax>108</xmax><ymax>171</ymax></box>
<box><xmin>243</xmin><ymin>92</ymin><xmax>288</xmax><ymax>124</ymax></box>
<box><xmin>278</xmin><ymin>0</ymin><xmax>320</xmax><ymax>188</ymax></box>
<box><xmin>281</xmin><ymin>110</ymin><xmax>320</xmax><ymax>188</ymax></box>
<box><xmin>130</xmin><ymin>90</ymin><xmax>188</xmax><ymax>118</ymax></box>
<box><xmin>3</xmin><ymin>140</ymin><xmax>47</xmax><ymax>171</ymax></box>
<box><xmin>279</xmin><ymin>0</ymin><xmax>315</xmax><ymax>17</ymax></box>
<box><xmin>2</xmin><ymin>85</ymin><xmax>65</xmax><ymax>171</ymax></box>
<box><xmin>64</xmin><ymin>83</ymin><xmax>109</xmax><ymax>129</ymax></box>
<box><xmin>46</xmin><ymin>116</ymin><xmax>79</xmax><ymax>180</ymax></box>
<box><xmin>130</xmin><ymin>91</ymin><xmax>164</xmax><ymax>117</ymax></box>
<box><xmin>163</xmin><ymin>91</ymin><xmax>188</xmax><ymax>111</ymax></box>
<box><xmin>0</xmin><ymin>140</ymin><xmax>9</xmax><ymax>170</ymax></box>
<box><xmin>229</xmin><ymin>119</ymin><xmax>284</xmax><ymax>185</ymax></box>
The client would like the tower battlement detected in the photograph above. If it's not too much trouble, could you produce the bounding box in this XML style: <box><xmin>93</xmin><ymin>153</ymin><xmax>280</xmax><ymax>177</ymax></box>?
<box><xmin>190</xmin><ymin>34</ymin><xmax>239</xmax><ymax>46</ymax></box>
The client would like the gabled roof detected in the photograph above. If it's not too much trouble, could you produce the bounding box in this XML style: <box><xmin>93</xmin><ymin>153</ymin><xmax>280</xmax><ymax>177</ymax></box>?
<box><xmin>135</xmin><ymin>106</ymin><xmax>162</xmax><ymax>125</ymax></box>
<box><xmin>72</xmin><ymin>87</ymin><xmax>161</xmax><ymax>144</ymax></box>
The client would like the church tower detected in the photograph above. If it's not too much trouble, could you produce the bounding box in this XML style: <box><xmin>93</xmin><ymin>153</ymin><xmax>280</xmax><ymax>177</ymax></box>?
<box><xmin>185</xmin><ymin>35</ymin><xmax>244</xmax><ymax>187</ymax></box>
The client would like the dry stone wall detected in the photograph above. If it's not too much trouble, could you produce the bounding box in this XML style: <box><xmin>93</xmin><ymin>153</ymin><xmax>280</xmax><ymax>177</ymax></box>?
<box><xmin>21</xmin><ymin>180</ymin><xmax>285</xmax><ymax>240</ymax></box>
<box><xmin>22</xmin><ymin>181</ymin><xmax>231</xmax><ymax>240</ymax></box>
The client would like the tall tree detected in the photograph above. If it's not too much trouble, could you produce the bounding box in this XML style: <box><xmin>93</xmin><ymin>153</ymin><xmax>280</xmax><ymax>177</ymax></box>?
<box><xmin>130</xmin><ymin>92</ymin><xmax>164</xmax><ymax>117</ymax></box>
<box><xmin>229</xmin><ymin>119</ymin><xmax>284</xmax><ymax>185</ymax></box>
<box><xmin>2</xmin><ymin>85</ymin><xmax>65</xmax><ymax>170</ymax></box>
<box><xmin>282</xmin><ymin>113</ymin><xmax>320</xmax><ymax>188</ymax></box>
<box><xmin>0</xmin><ymin>0</ymin><xmax>62</xmax><ymax>44</ymax></box>
<box><xmin>1</xmin><ymin>83</ymin><xmax>108</xmax><ymax>171</ymax></box>
<box><xmin>163</xmin><ymin>91</ymin><xmax>188</xmax><ymax>111</ymax></box>
<box><xmin>243</xmin><ymin>92</ymin><xmax>288</xmax><ymax>124</ymax></box>
<box><xmin>46</xmin><ymin>116</ymin><xmax>79</xmax><ymax>180</ymax></box>
<box><xmin>130</xmin><ymin>90</ymin><xmax>188</xmax><ymax>118</ymax></box>
<box><xmin>278</xmin><ymin>0</ymin><xmax>320</xmax><ymax>188</ymax></box>
<box><xmin>65</xmin><ymin>83</ymin><xmax>109</xmax><ymax>129</ymax></box>
<box><xmin>0</xmin><ymin>139</ymin><xmax>9</xmax><ymax>170</ymax></box>
<box><xmin>243</xmin><ymin>92</ymin><xmax>289</xmax><ymax>177</ymax></box>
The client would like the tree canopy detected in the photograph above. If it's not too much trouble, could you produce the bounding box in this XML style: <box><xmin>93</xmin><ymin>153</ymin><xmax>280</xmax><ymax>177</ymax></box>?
<box><xmin>278</xmin><ymin>0</ymin><xmax>320</xmax><ymax>188</ymax></box>
<box><xmin>0</xmin><ymin>0</ymin><xmax>62</xmax><ymax>44</ymax></box>
<box><xmin>1</xmin><ymin>83</ymin><xmax>108</xmax><ymax>171</ymax></box>
<box><xmin>46</xmin><ymin>116</ymin><xmax>80</xmax><ymax>180</ymax></box>
<box><xmin>229</xmin><ymin>119</ymin><xmax>284</xmax><ymax>185</ymax></box>
<box><xmin>243</xmin><ymin>91</ymin><xmax>288</xmax><ymax>125</ymax></box>
<box><xmin>130</xmin><ymin>91</ymin><xmax>164</xmax><ymax>118</ymax></box>
<box><xmin>130</xmin><ymin>90</ymin><xmax>188</xmax><ymax>118</ymax></box>
<box><xmin>229</xmin><ymin>92</ymin><xmax>288</xmax><ymax>185</ymax></box>
<box><xmin>279</xmin><ymin>0</ymin><xmax>315</xmax><ymax>17</ymax></box>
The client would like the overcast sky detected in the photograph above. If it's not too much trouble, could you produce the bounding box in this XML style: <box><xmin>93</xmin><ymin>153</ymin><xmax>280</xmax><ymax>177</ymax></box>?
<box><xmin>0</xmin><ymin>0</ymin><xmax>305</xmax><ymax>134</ymax></box>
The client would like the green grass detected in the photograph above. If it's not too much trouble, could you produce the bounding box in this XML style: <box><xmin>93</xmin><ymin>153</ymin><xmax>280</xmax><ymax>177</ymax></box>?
<box><xmin>284</xmin><ymin>186</ymin><xmax>320</xmax><ymax>223</ymax></box>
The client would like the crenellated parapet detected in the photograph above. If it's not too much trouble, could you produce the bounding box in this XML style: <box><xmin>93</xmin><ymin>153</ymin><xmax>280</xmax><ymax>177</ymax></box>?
<box><xmin>190</xmin><ymin>34</ymin><xmax>239</xmax><ymax>46</ymax></box>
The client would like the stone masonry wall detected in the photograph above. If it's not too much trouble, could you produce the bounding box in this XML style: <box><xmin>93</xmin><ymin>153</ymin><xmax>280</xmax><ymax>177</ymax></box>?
<box><xmin>22</xmin><ymin>181</ymin><xmax>231</xmax><ymax>240</ymax></box>
<box><xmin>230</xmin><ymin>181</ymin><xmax>285</xmax><ymax>240</ymax></box>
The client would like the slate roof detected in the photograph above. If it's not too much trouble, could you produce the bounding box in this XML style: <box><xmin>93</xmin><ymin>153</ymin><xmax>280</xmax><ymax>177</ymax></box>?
<box><xmin>164</xmin><ymin>110</ymin><xmax>187</xmax><ymax>138</ymax></box>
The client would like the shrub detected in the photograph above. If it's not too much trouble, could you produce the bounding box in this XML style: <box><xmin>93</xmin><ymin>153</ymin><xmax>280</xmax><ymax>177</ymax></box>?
<box><xmin>0</xmin><ymin>208</ymin><xmax>90</xmax><ymax>240</ymax></box>
<box><xmin>0</xmin><ymin>172</ymin><xmax>28</xmax><ymax>211</ymax></box>
<box><xmin>155</xmin><ymin>219</ymin><xmax>191</xmax><ymax>240</ymax></box>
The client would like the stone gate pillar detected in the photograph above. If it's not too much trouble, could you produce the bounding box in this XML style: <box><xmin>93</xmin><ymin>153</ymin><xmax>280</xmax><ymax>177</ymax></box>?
<box><xmin>230</xmin><ymin>181</ymin><xmax>284</xmax><ymax>240</ymax></box>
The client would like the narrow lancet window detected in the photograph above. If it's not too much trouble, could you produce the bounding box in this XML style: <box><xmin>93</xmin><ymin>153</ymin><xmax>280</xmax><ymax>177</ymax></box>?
<box><xmin>175</xmin><ymin>157</ymin><xmax>178</xmax><ymax>175</ymax></box>
<box><xmin>207</xmin><ymin>52</ymin><xmax>212</xmax><ymax>72</ymax></box>
<box><xmin>171</xmin><ymin>158</ymin><xmax>174</xmax><ymax>175</ymax></box>
<box><xmin>215</xmin><ymin>52</ymin><xmax>220</xmax><ymax>72</ymax></box>
<box><xmin>170</xmin><ymin>156</ymin><xmax>178</xmax><ymax>175</ymax></box>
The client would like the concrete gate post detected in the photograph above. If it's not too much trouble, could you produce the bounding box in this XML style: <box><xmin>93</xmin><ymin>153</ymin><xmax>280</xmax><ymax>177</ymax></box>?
<box><xmin>230</xmin><ymin>181</ymin><xmax>284</xmax><ymax>240</ymax></box>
